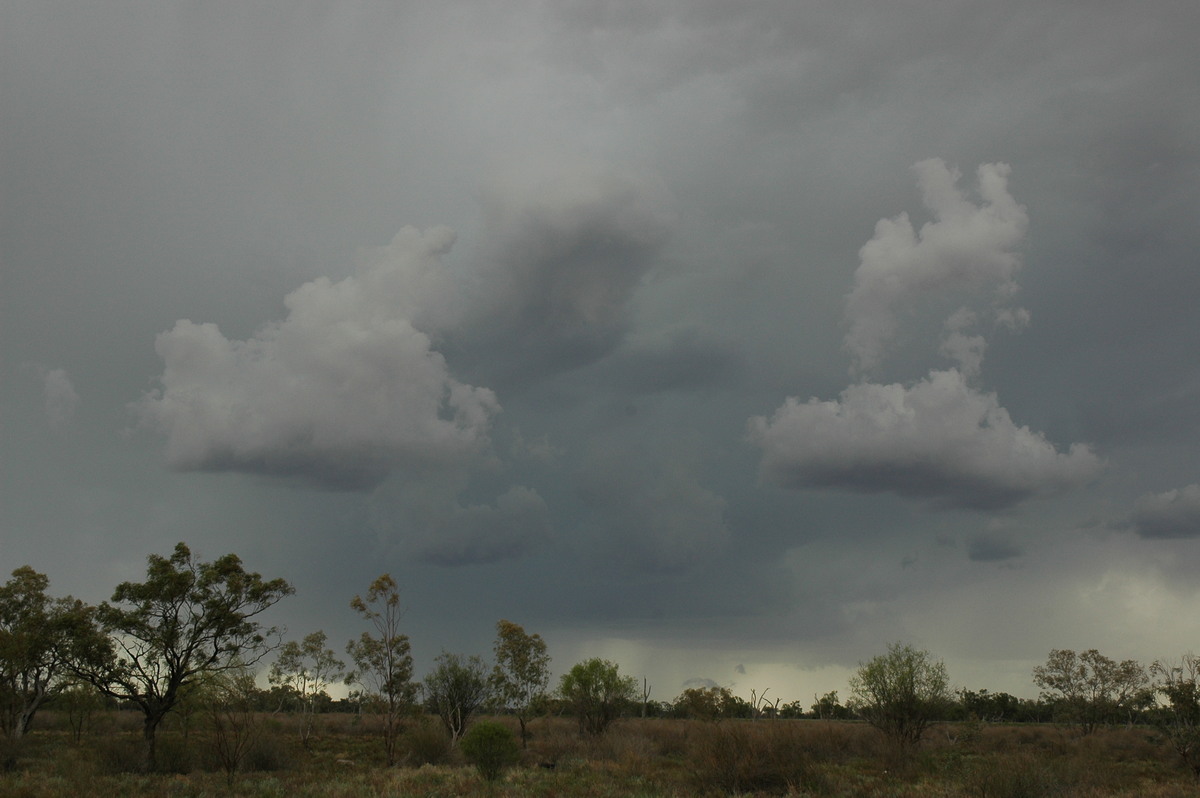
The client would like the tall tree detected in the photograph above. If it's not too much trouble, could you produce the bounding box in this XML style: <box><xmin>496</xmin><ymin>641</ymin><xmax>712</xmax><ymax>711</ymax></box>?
<box><xmin>1032</xmin><ymin>648</ymin><xmax>1148</xmax><ymax>735</ymax></box>
<box><xmin>74</xmin><ymin>542</ymin><xmax>293</xmax><ymax>771</ymax></box>
<box><xmin>1151</xmin><ymin>655</ymin><xmax>1200</xmax><ymax>779</ymax></box>
<box><xmin>559</xmin><ymin>658</ymin><xmax>637</xmax><ymax>736</ymax></box>
<box><xmin>0</xmin><ymin>566</ymin><xmax>107</xmax><ymax>737</ymax></box>
<box><xmin>269</xmin><ymin>630</ymin><xmax>344</xmax><ymax>746</ymax></box>
<box><xmin>489</xmin><ymin>619</ymin><xmax>550</xmax><ymax>747</ymax></box>
<box><xmin>424</xmin><ymin>652</ymin><xmax>491</xmax><ymax>742</ymax></box>
<box><xmin>346</xmin><ymin>574</ymin><xmax>415</xmax><ymax>766</ymax></box>
<box><xmin>848</xmin><ymin>642</ymin><xmax>951</xmax><ymax>753</ymax></box>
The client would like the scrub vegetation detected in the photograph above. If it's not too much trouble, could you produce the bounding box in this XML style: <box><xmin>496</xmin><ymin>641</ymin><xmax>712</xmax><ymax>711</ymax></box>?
<box><xmin>4</xmin><ymin>545</ymin><xmax>1200</xmax><ymax>795</ymax></box>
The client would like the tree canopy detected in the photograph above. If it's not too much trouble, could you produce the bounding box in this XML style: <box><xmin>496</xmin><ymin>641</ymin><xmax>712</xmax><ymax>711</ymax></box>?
<box><xmin>848</xmin><ymin>642</ymin><xmax>951</xmax><ymax>752</ymax></box>
<box><xmin>75</xmin><ymin>542</ymin><xmax>293</xmax><ymax>770</ymax></box>
<box><xmin>559</xmin><ymin>658</ymin><xmax>637</xmax><ymax>736</ymax></box>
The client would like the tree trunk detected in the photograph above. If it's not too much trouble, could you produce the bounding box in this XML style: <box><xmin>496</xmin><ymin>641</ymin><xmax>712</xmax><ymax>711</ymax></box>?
<box><xmin>142</xmin><ymin>713</ymin><xmax>164</xmax><ymax>772</ymax></box>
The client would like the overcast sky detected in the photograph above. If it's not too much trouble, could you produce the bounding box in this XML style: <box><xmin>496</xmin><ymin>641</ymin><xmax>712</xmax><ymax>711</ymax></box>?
<box><xmin>3</xmin><ymin>0</ymin><xmax>1200</xmax><ymax>704</ymax></box>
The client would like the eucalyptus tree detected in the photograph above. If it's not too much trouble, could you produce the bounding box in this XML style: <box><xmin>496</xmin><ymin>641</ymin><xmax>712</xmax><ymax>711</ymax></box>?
<box><xmin>0</xmin><ymin>566</ymin><xmax>107</xmax><ymax>737</ymax></box>
<box><xmin>269</xmin><ymin>630</ymin><xmax>345</xmax><ymax>746</ymax></box>
<box><xmin>1033</xmin><ymin>648</ymin><xmax>1148</xmax><ymax>734</ymax></box>
<box><xmin>346</xmin><ymin>574</ymin><xmax>415</xmax><ymax>765</ymax></box>
<box><xmin>74</xmin><ymin>542</ymin><xmax>293</xmax><ymax>771</ymax></box>
<box><xmin>489</xmin><ymin>619</ymin><xmax>550</xmax><ymax>746</ymax></box>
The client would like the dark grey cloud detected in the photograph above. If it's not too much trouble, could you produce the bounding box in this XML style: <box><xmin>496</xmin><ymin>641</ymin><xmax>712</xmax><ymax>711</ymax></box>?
<box><xmin>967</xmin><ymin>534</ymin><xmax>1023</xmax><ymax>563</ymax></box>
<box><xmin>602</xmin><ymin>328</ymin><xmax>748</xmax><ymax>395</ymax></box>
<box><xmin>3</xmin><ymin>0</ymin><xmax>1199</xmax><ymax>703</ymax></box>
<box><xmin>575</xmin><ymin>442</ymin><xmax>729</xmax><ymax>574</ymax></box>
<box><xmin>400</xmin><ymin>486</ymin><xmax>553</xmax><ymax>567</ymax></box>
<box><xmin>456</xmin><ymin>162</ymin><xmax>675</xmax><ymax>388</ymax></box>
<box><xmin>1130</xmin><ymin>486</ymin><xmax>1200</xmax><ymax>540</ymax></box>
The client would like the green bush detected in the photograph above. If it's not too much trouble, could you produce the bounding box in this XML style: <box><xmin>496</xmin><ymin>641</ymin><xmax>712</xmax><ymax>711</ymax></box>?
<box><xmin>403</xmin><ymin>717</ymin><xmax>453</xmax><ymax>766</ymax></box>
<box><xmin>460</xmin><ymin>721</ymin><xmax>520</xmax><ymax>782</ymax></box>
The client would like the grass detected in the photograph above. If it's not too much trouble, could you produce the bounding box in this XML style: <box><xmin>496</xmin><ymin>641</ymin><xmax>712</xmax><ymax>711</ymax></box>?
<box><xmin>0</xmin><ymin>711</ymin><xmax>1195</xmax><ymax>797</ymax></box>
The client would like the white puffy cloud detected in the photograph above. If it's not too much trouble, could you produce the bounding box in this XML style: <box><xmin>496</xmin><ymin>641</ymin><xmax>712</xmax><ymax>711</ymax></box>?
<box><xmin>135</xmin><ymin>226</ymin><xmax>498</xmax><ymax>489</ymax></box>
<box><xmin>1130</xmin><ymin>484</ymin><xmax>1200</xmax><ymax>539</ymax></box>
<box><xmin>41</xmin><ymin>367</ymin><xmax>79</xmax><ymax>432</ymax></box>
<box><xmin>749</xmin><ymin>369</ymin><xmax>1104</xmax><ymax>509</ymax></box>
<box><xmin>844</xmin><ymin>159</ymin><xmax>1029</xmax><ymax>375</ymax></box>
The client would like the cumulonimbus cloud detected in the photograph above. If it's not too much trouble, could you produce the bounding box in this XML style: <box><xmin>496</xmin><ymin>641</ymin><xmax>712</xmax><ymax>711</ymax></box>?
<box><xmin>844</xmin><ymin>159</ymin><xmax>1028</xmax><ymax>375</ymax></box>
<box><xmin>134</xmin><ymin>226</ymin><xmax>498</xmax><ymax>490</ymax></box>
<box><xmin>465</xmin><ymin>161</ymin><xmax>675</xmax><ymax>384</ymax></box>
<box><xmin>748</xmin><ymin>369</ymin><xmax>1104</xmax><ymax>509</ymax></box>
<box><xmin>1129</xmin><ymin>485</ymin><xmax>1200</xmax><ymax>539</ymax></box>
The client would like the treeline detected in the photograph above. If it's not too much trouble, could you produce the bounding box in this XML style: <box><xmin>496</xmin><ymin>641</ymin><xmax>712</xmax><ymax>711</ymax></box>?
<box><xmin>4</xmin><ymin>543</ymin><xmax>1200</xmax><ymax>778</ymax></box>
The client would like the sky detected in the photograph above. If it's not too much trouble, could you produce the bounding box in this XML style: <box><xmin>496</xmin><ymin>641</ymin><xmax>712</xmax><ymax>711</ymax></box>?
<box><xmin>3</xmin><ymin>0</ymin><xmax>1200</xmax><ymax>707</ymax></box>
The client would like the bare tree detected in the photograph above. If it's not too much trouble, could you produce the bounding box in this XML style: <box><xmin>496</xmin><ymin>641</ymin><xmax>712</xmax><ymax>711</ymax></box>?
<box><xmin>204</xmin><ymin>666</ymin><xmax>261</xmax><ymax>786</ymax></box>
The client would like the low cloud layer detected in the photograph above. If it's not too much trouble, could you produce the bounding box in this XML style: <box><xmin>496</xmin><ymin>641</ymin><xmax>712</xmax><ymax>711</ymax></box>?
<box><xmin>134</xmin><ymin>227</ymin><xmax>498</xmax><ymax>490</ymax></box>
<box><xmin>749</xmin><ymin>368</ymin><xmax>1104</xmax><ymax>510</ymax></box>
<box><xmin>843</xmin><ymin>160</ymin><xmax>1028</xmax><ymax>376</ymax></box>
<box><xmin>1130</xmin><ymin>485</ymin><xmax>1200</xmax><ymax>539</ymax></box>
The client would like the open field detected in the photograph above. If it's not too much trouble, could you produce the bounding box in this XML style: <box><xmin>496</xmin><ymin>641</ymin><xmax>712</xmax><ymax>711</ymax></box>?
<box><xmin>1</xmin><ymin>712</ymin><xmax>1198</xmax><ymax>797</ymax></box>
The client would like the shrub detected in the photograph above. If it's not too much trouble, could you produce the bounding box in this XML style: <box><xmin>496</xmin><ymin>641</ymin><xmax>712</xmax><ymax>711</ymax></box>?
<box><xmin>688</xmin><ymin>722</ymin><xmax>822</xmax><ymax>795</ymax></box>
<box><xmin>403</xmin><ymin>717</ymin><xmax>453</xmax><ymax>766</ymax></box>
<box><xmin>460</xmin><ymin>721</ymin><xmax>521</xmax><ymax>781</ymax></box>
<box><xmin>242</xmin><ymin>731</ymin><xmax>294</xmax><ymax>772</ymax></box>
<box><xmin>93</xmin><ymin>736</ymin><xmax>145</xmax><ymax>774</ymax></box>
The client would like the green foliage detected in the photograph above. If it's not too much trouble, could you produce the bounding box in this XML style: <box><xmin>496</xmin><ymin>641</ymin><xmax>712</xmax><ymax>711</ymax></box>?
<box><xmin>1032</xmin><ymin>648</ymin><xmax>1148</xmax><ymax>735</ymax></box>
<box><xmin>346</xmin><ymin>574</ymin><xmax>415</xmax><ymax>765</ymax></box>
<box><xmin>424</xmin><ymin>652</ymin><xmax>491</xmax><ymax>742</ymax></box>
<box><xmin>0</xmin><ymin>566</ymin><xmax>108</xmax><ymax>737</ymax></box>
<box><xmin>1151</xmin><ymin>654</ymin><xmax>1200</xmax><ymax>778</ymax></box>
<box><xmin>848</xmin><ymin>642</ymin><xmax>951</xmax><ymax>752</ymax></box>
<box><xmin>960</xmin><ymin>687</ymin><xmax>1023</xmax><ymax>722</ymax></box>
<box><xmin>269</xmin><ymin>630</ymin><xmax>344</xmax><ymax>746</ymax></box>
<box><xmin>674</xmin><ymin>686</ymin><xmax>737</xmax><ymax>722</ymax></box>
<box><xmin>460</xmin><ymin>720</ymin><xmax>520</xmax><ymax>781</ymax></box>
<box><xmin>811</xmin><ymin>690</ymin><xmax>851</xmax><ymax>720</ymax></box>
<box><xmin>559</xmin><ymin>658</ymin><xmax>638</xmax><ymax>736</ymax></box>
<box><xmin>403</xmin><ymin>715</ymin><xmax>453</xmax><ymax>765</ymax></box>
<box><xmin>76</xmin><ymin>542</ymin><xmax>293</xmax><ymax>771</ymax></box>
<box><xmin>490</xmin><ymin>619</ymin><xmax>550</xmax><ymax>745</ymax></box>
